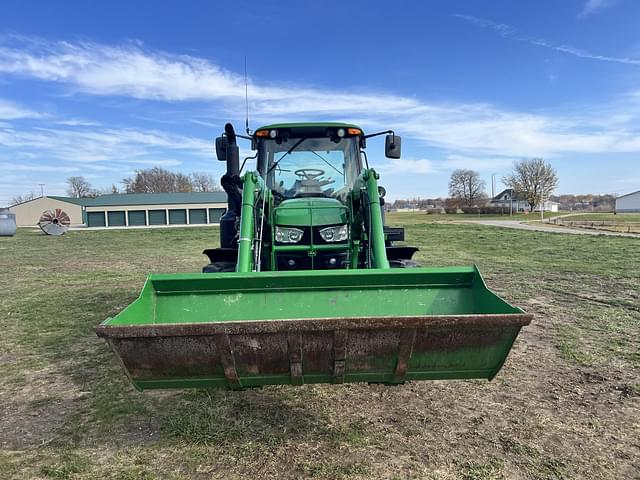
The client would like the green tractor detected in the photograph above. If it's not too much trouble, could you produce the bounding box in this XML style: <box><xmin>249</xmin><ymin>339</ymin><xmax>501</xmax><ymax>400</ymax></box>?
<box><xmin>97</xmin><ymin>122</ymin><xmax>531</xmax><ymax>390</ymax></box>
<box><xmin>205</xmin><ymin>122</ymin><xmax>416</xmax><ymax>273</ymax></box>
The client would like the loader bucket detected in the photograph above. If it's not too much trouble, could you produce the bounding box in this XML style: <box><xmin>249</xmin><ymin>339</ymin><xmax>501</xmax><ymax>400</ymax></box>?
<box><xmin>96</xmin><ymin>266</ymin><xmax>531</xmax><ymax>390</ymax></box>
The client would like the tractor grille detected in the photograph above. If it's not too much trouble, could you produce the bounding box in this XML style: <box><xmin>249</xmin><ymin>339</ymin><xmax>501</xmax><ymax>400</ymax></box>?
<box><xmin>276</xmin><ymin>251</ymin><xmax>349</xmax><ymax>270</ymax></box>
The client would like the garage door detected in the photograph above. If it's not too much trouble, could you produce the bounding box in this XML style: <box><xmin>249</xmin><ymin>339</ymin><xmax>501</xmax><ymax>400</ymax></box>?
<box><xmin>107</xmin><ymin>211</ymin><xmax>126</xmax><ymax>227</ymax></box>
<box><xmin>189</xmin><ymin>209</ymin><xmax>207</xmax><ymax>224</ymax></box>
<box><xmin>169</xmin><ymin>209</ymin><xmax>187</xmax><ymax>225</ymax></box>
<box><xmin>128</xmin><ymin>210</ymin><xmax>146</xmax><ymax>226</ymax></box>
<box><xmin>208</xmin><ymin>208</ymin><xmax>225</xmax><ymax>223</ymax></box>
<box><xmin>87</xmin><ymin>211</ymin><xmax>106</xmax><ymax>227</ymax></box>
<box><xmin>148</xmin><ymin>210</ymin><xmax>166</xmax><ymax>225</ymax></box>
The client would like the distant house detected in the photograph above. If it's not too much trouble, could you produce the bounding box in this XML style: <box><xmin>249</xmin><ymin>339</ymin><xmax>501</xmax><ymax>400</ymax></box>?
<box><xmin>9</xmin><ymin>192</ymin><xmax>227</xmax><ymax>228</ymax></box>
<box><xmin>615</xmin><ymin>190</ymin><xmax>640</xmax><ymax>213</ymax></box>
<box><xmin>490</xmin><ymin>189</ymin><xmax>529</xmax><ymax>212</ymax></box>
<box><xmin>490</xmin><ymin>188</ymin><xmax>558</xmax><ymax>212</ymax></box>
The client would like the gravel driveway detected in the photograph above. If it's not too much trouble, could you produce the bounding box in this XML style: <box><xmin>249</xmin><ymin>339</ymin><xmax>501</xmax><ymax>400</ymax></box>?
<box><xmin>462</xmin><ymin>219</ymin><xmax>640</xmax><ymax>237</ymax></box>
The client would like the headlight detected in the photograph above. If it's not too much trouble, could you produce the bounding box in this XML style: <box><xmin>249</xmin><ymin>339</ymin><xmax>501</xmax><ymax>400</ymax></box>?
<box><xmin>275</xmin><ymin>226</ymin><xmax>304</xmax><ymax>243</ymax></box>
<box><xmin>319</xmin><ymin>225</ymin><xmax>348</xmax><ymax>242</ymax></box>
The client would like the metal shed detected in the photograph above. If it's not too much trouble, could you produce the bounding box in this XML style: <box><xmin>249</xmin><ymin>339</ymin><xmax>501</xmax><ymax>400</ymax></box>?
<box><xmin>615</xmin><ymin>190</ymin><xmax>640</xmax><ymax>213</ymax></box>
<box><xmin>82</xmin><ymin>192</ymin><xmax>227</xmax><ymax>228</ymax></box>
<box><xmin>9</xmin><ymin>192</ymin><xmax>227</xmax><ymax>228</ymax></box>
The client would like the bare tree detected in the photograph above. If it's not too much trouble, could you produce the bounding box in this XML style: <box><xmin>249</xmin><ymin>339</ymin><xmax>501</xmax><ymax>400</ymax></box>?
<box><xmin>190</xmin><ymin>171</ymin><xmax>221</xmax><ymax>192</ymax></box>
<box><xmin>92</xmin><ymin>184</ymin><xmax>120</xmax><ymax>196</ymax></box>
<box><xmin>503</xmin><ymin>158</ymin><xmax>559</xmax><ymax>211</ymax></box>
<box><xmin>448</xmin><ymin>169</ymin><xmax>486</xmax><ymax>207</ymax></box>
<box><xmin>66</xmin><ymin>176</ymin><xmax>93</xmax><ymax>198</ymax></box>
<box><xmin>122</xmin><ymin>167</ymin><xmax>193</xmax><ymax>193</ymax></box>
<box><xmin>11</xmin><ymin>191</ymin><xmax>37</xmax><ymax>205</ymax></box>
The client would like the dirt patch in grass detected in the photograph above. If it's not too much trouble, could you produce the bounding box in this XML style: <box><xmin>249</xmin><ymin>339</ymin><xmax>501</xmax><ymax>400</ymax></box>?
<box><xmin>0</xmin><ymin>368</ymin><xmax>77</xmax><ymax>450</ymax></box>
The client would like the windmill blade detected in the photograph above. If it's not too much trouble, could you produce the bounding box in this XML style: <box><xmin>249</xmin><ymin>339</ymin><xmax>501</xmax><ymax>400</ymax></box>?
<box><xmin>38</xmin><ymin>209</ymin><xmax>71</xmax><ymax>236</ymax></box>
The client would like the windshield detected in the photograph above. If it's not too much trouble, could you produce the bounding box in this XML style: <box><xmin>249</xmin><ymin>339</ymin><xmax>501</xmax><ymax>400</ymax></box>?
<box><xmin>259</xmin><ymin>137</ymin><xmax>362</xmax><ymax>199</ymax></box>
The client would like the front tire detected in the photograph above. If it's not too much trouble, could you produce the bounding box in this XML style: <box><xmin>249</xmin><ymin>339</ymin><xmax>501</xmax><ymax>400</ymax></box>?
<box><xmin>390</xmin><ymin>259</ymin><xmax>421</xmax><ymax>268</ymax></box>
<box><xmin>202</xmin><ymin>261</ymin><xmax>236</xmax><ymax>273</ymax></box>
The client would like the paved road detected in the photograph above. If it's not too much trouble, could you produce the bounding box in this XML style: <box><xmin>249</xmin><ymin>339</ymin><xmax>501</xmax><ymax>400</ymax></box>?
<box><xmin>462</xmin><ymin>219</ymin><xmax>640</xmax><ymax>238</ymax></box>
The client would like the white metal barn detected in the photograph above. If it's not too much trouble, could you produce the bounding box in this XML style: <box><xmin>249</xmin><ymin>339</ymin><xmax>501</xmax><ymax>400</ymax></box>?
<box><xmin>615</xmin><ymin>190</ymin><xmax>640</xmax><ymax>213</ymax></box>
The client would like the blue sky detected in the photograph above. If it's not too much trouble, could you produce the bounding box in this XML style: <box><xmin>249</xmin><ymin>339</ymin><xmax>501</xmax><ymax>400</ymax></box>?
<box><xmin>1</xmin><ymin>0</ymin><xmax>639</xmax><ymax>205</ymax></box>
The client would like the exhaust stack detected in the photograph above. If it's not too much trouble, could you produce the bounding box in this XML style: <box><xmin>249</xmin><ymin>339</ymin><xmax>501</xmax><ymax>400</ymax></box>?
<box><xmin>216</xmin><ymin>123</ymin><xmax>242</xmax><ymax>249</ymax></box>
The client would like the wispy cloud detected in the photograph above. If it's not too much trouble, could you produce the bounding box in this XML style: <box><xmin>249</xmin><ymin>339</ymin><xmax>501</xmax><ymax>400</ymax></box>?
<box><xmin>0</xmin><ymin>122</ymin><xmax>212</xmax><ymax>203</ymax></box>
<box><xmin>0</xmin><ymin>161</ymin><xmax>80</xmax><ymax>172</ymax></box>
<box><xmin>454</xmin><ymin>14</ymin><xmax>640</xmax><ymax>65</ymax></box>
<box><xmin>0</xmin><ymin>36</ymin><xmax>421</xmax><ymax>116</ymax></box>
<box><xmin>375</xmin><ymin>158</ymin><xmax>436</xmax><ymax>175</ymax></box>
<box><xmin>375</xmin><ymin>154</ymin><xmax>517</xmax><ymax>176</ymax></box>
<box><xmin>120</xmin><ymin>158</ymin><xmax>183</xmax><ymax>167</ymax></box>
<box><xmin>55</xmin><ymin>118</ymin><xmax>102</xmax><ymax>127</ymax></box>
<box><xmin>0</xmin><ymin>98</ymin><xmax>45</xmax><ymax>120</ymax></box>
<box><xmin>579</xmin><ymin>0</ymin><xmax>617</xmax><ymax>17</ymax></box>
<box><xmin>393</xmin><ymin>104</ymin><xmax>640</xmax><ymax>157</ymax></box>
<box><xmin>0</xmin><ymin>36</ymin><xmax>243</xmax><ymax>101</ymax></box>
<box><xmin>445</xmin><ymin>154</ymin><xmax>515</xmax><ymax>171</ymax></box>
<box><xmin>0</xmin><ymin>124</ymin><xmax>212</xmax><ymax>164</ymax></box>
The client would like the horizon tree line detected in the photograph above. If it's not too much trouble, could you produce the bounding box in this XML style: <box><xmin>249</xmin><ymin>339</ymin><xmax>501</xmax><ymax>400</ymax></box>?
<box><xmin>12</xmin><ymin>160</ymin><xmax>564</xmax><ymax>210</ymax></box>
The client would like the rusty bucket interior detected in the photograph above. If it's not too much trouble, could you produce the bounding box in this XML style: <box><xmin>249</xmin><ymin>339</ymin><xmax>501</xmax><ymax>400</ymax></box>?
<box><xmin>96</xmin><ymin>266</ymin><xmax>532</xmax><ymax>390</ymax></box>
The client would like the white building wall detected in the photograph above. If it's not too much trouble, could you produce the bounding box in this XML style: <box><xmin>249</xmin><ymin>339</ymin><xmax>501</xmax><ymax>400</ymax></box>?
<box><xmin>9</xmin><ymin>197</ymin><xmax>83</xmax><ymax>226</ymax></box>
<box><xmin>616</xmin><ymin>191</ymin><xmax>640</xmax><ymax>212</ymax></box>
<box><xmin>535</xmin><ymin>201</ymin><xmax>559</xmax><ymax>212</ymax></box>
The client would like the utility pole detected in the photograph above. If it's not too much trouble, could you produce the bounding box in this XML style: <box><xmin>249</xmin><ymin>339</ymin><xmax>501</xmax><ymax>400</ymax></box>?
<box><xmin>39</xmin><ymin>183</ymin><xmax>45</xmax><ymax>197</ymax></box>
<box><xmin>491</xmin><ymin>173</ymin><xmax>496</xmax><ymax>200</ymax></box>
<box><xmin>509</xmin><ymin>189</ymin><xmax>513</xmax><ymax>216</ymax></box>
<box><xmin>540</xmin><ymin>181</ymin><xmax>545</xmax><ymax>222</ymax></box>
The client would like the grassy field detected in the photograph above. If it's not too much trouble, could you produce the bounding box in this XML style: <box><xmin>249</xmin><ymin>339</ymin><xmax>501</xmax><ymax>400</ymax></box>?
<box><xmin>1</xmin><ymin>221</ymin><xmax>639</xmax><ymax>479</ymax></box>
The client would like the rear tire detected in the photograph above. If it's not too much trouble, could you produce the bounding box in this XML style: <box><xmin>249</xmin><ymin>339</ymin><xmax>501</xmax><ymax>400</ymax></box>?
<box><xmin>202</xmin><ymin>261</ymin><xmax>236</xmax><ymax>273</ymax></box>
<box><xmin>390</xmin><ymin>259</ymin><xmax>421</xmax><ymax>268</ymax></box>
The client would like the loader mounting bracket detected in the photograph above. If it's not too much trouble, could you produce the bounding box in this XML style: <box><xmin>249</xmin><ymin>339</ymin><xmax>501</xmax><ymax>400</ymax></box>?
<box><xmin>203</xmin><ymin>248</ymin><xmax>238</xmax><ymax>264</ymax></box>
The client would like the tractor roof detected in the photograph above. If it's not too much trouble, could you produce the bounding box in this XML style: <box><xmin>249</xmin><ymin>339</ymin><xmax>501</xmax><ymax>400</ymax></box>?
<box><xmin>255</xmin><ymin>122</ymin><xmax>364</xmax><ymax>134</ymax></box>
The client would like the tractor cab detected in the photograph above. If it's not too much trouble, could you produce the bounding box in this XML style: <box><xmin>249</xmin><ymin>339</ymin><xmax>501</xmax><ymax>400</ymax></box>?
<box><xmin>253</xmin><ymin>124</ymin><xmax>365</xmax><ymax>270</ymax></box>
<box><xmin>254</xmin><ymin>123</ymin><xmax>364</xmax><ymax>203</ymax></box>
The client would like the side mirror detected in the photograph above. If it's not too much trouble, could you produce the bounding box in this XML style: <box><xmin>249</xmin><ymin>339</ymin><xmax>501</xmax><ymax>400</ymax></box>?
<box><xmin>215</xmin><ymin>136</ymin><xmax>228</xmax><ymax>161</ymax></box>
<box><xmin>385</xmin><ymin>134</ymin><xmax>401</xmax><ymax>159</ymax></box>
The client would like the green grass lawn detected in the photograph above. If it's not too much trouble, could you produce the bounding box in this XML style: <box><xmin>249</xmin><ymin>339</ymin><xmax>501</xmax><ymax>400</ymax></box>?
<box><xmin>1</xmin><ymin>223</ymin><xmax>638</xmax><ymax>479</ymax></box>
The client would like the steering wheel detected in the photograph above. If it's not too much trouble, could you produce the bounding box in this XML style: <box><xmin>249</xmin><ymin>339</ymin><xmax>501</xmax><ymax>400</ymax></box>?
<box><xmin>294</xmin><ymin>168</ymin><xmax>325</xmax><ymax>180</ymax></box>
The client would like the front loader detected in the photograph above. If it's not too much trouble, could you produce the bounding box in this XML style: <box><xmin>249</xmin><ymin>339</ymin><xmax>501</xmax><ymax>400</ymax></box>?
<box><xmin>97</xmin><ymin>122</ymin><xmax>531</xmax><ymax>390</ymax></box>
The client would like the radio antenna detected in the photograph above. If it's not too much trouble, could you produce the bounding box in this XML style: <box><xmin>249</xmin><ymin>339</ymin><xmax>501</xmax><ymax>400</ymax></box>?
<box><xmin>244</xmin><ymin>56</ymin><xmax>251</xmax><ymax>135</ymax></box>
